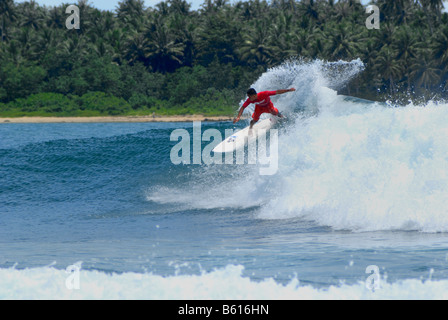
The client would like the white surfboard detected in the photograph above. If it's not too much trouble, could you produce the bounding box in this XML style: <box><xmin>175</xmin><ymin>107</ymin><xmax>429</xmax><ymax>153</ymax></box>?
<box><xmin>213</xmin><ymin>117</ymin><xmax>278</xmax><ymax>153</ymax></box>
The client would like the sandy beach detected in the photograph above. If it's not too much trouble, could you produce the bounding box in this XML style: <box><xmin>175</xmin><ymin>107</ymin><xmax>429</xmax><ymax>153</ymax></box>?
<box><xmin>0</xmin><ymin>115</ymin><xmax>233</xmax><ymax>123</ymax></box>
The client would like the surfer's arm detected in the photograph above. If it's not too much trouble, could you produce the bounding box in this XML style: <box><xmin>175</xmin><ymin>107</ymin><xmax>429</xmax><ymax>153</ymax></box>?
<box><xmin>233</xmin><ymin>100</ymin><xmax>250</xmax><ymax>123</ymax></box>
<box><xmin>275</xmin><ymin>88</ymin><xmax>296</xmax><ymax>95</ymax></box>
<box><xmin>233</xmin><ymin>107</ymin><xmax>244</xmax><ymax>123</ymax></box>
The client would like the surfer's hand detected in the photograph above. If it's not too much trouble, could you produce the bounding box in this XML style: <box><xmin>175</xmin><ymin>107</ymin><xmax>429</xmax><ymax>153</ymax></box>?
<box><xmin>289</xmin><ymin>88</ymin><xmax>296</xmax><ymax>92</ymax></box>
<box><xmin>233</xmin><ymin>117</ymin><xmax>240</xmax><ymax>124</ymax></box>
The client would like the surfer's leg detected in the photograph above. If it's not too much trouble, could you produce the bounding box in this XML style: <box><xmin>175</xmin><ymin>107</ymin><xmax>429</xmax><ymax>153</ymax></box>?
<box><xmin>269</xmin><ymin>106</ymin><xmax>286</xmax><ymax>119</ymax></box>
<box><xmin>270</xmin><ymin>106</ymin><xmax>280</xmax><ymax>116</ymax></box>
<box><xmin>251</xmin><ymin>109</ymin><xmax>261</xmax><ymax>124</ymax></box>
<box><xmin>249</xmin><ymin>113</ymin><xmax>259</xmax><ymax>136</ymax></box>
<box><xmin>249</xmin><ymin>120</ymin><xmax>256</xmax><ymax>129</ymax></box>
<box><xmin>249</xmin><ymin>119</ymin><xmax>257</xmax><ymax>136</ymax></box>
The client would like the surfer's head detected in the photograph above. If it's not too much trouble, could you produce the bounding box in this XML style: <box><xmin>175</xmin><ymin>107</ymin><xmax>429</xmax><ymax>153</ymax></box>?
<box><xmin>247</xmin><ymin>88</ymin><xmax>258</xmax><ymax>101</ymax></box>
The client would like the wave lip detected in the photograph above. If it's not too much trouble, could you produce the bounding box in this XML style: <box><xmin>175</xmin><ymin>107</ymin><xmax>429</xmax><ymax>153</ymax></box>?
<box><xmin>244</xmin><ymin>58</ymin><xmax>365</xmax><ymax>116</ymax></box>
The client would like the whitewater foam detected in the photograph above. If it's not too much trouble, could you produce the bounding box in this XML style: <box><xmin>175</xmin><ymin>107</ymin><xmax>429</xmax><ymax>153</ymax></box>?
<box><xmin>241</xmin><ymin>58</ymin><xmax>365</xmax><ymax>117</ymax></box>
<box><xmin>148</xmin><ymin>58</ymin><xmax>448</xmax><ymax>233</ymax></box>
<box><xmin>258</xmin><ymin>97</ymin><xmax>448</xmax><ymax>233</ymax></box>
<box><xmin>1</xmin><ymin>264</ymin><xmax>448</xmax><ymax>299</ymax></box>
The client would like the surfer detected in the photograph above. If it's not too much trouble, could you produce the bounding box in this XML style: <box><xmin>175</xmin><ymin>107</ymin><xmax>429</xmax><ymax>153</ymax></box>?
<box><xmin>233</xmin><ymin>88</ymin><xmax>296</xmax><ymax>130</ymax></box>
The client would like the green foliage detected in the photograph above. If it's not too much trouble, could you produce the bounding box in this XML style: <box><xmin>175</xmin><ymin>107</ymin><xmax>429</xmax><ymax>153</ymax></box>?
<box><xmin>0</xmin><ymin>102</ymin><xmax>7</xmax><ymax>112</ymax></box>
<box><xmin>183</xmin><ymin>88</ymin><xmax>236</xmax><ymax>115</ymax></box>
<box><xmin>0</xmin><ymin>61</ymin><xmax>47</xmax><ymax>102</ymax></box>
<box><xmin>10</xmin><ymin>92</ymin><xmax>77</xmax><ymax>113</ymax></box>
<box><xmin>78</xmin><ymin>92</ymin><xmax>131</xmax><ymax>115</ymax></box>
<box><xmin>118</xmin><ymin>63</ymin><xmax>165</xmax><ymax>100</ymax></box>
<box><xmin>2</xmin><ymin>0</ymin><xmax>448</xmax><ymax>117</ymax></box>
<box><xmin>165</xmin><ymin>65</ymin><xmax>208</xmax><ymax>104</ymax></box>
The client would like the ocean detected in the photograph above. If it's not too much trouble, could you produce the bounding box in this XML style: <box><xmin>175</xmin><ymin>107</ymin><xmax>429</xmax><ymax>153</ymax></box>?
<box><xmin>2</xmin><ymin>59</ymin><xmax>448</xmax><ymax>300</ymax></box>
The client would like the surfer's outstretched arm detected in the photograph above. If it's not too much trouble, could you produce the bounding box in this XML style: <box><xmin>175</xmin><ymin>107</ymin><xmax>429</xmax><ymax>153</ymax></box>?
<box><xmin>276</xmin><ymin>88</ymin><xmax>296</xmax><ymax>94</ymax></box>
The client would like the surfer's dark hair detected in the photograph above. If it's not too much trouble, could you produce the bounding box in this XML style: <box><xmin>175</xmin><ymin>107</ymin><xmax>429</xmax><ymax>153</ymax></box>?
<box><xmin>247</xmin><ymin>88</ymin><xmax>257</xmax><ymax>96</ymax></box>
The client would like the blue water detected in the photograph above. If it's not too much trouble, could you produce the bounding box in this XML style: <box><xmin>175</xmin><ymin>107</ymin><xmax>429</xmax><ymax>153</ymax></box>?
<box><xmin>1</xmin><ymin>121</ymin><xmax>448</xmax><ymax>293</ymax></box>
<box><xmin>2</xmin><ymin>60</ymin><xmax>448</xmax><ymax>299</ymax></box>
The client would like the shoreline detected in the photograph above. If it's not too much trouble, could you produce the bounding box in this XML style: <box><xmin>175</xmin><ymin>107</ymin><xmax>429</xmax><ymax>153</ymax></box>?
<box><xmin>0</xmin><ymin>115</ymin><xmax>234</xmax><ymax>123</ymax></box>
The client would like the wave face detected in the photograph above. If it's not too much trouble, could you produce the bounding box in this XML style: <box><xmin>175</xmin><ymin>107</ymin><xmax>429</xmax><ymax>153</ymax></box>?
<box><xmin>148</xmin><ymin>58</ymin><xmax>448</xmax><ymax>233</ymax></box>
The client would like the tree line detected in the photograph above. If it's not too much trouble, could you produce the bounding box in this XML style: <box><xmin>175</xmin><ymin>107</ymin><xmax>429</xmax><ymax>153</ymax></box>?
<box><xmin>0</xmin><ymin>0</ymin><xmax>447</xmax><ymax>116</ymax></box>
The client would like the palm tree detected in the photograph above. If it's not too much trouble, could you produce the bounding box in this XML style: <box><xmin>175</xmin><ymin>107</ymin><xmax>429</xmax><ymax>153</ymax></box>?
<box><xmin>16</xmin><ymin>26</ymin><xmax>34</xmax><ymax>59</ymax></box>
<box><xmin>238</xmin><ymin>20</ymin><xmax>275</xmax><ymax>67</ymax></box>
<box><xmin>377</xmin><ymin>0</ymin><xmax>406</xmax><ymax>24</ymax></box>
<box><xmin>87</xmin><ymin>9</ymin><xmax>116</xmax><ymax>43</ymax></box>
<box><xmin>0</xmin><ymin>0</ymin><xmax>16</xmax><ymax>42</ymax></box>
<box><xmin>167</xmin><ymin>0</ymin><xmax>191</xmax><ymax>15</ymax></box>
<box><xmin>32</xmin><ymin>27</ymin><xmax>55</xmax><ymax>59</ymax></box>
<box><xmin>419</xmin><ymin>0</ymin><xmax>444</xmax><ymax>15</ymax></box>
<box><xmin>392</xmin><ymin>26</ymin><xmax>422</xmax><ymax>92</ymax></box>
<box><xmin>59</xmin><ymin>33</ymin><xmax>88</xmax><ymax>60</ymax></box>
<box><xmin>3</xmin><ymin>39</ymin><xmax>22</xmax><ymax>65</ymax></box>
<box><xmin>270</xmin><ymin>12</ymin><xmax>295</xmax><ymax>62</ymax></box>
<box><xmin>123</xmin><ymin>30</ymin><xmax>147</xmax><ymax>65</ymax></box>
<box><xmin>92</xmin><ymin>38</ymin><xmax>114</xmax><ymax>58</ymax></box>
<box><xmin>107</xmin><ymin>28</ymin><xmax>127</xmax><ymax>64</ymax></box>
<box><xmin>271</xmin><ymin>0</ymin><xmax>296</xmax><ymax>12</ymax></box>
<box><xmin>400</xmin><ymin>0</ymin><xmax>419</xmax><ymax>25</ymax></box>
<box><xmin>332</xmin><ymin>1</ymin><xmax>352</xmax><ymax>22</ymax></box>
<box><xmin>359</xmin><ymin>35</ymin><xmax>380</xmax><ymax>87</ymax></box>
<box><xmin>370</xmin><ymin>22</ymin><xmax>396</xmax><ymax>53</ymax></box>
<box><xmin>18</xmin><ymin>0</ymin><xmax>45</xmax><ymax>31</ymax></box>
<box><xmin>46</xmin><ymin>5</ymin><xmax>66</xmax><ymax>29</ymax></box>
<box><xmin>117</xmin><ymin>0</ymin><xmax>145</xmax><ymax>31</ymax></box>
<box><xmin>144</xmin><ymin>16</ymin><xmax>185</xmax><ymax>72</ymax></box>
<box><xmin>168</xmin><ymin>13</ymin><xmax>198</xmax><ymax>66</ymax></box>
<box><xmin>292</xmin><ymin>28</ymin><xmax>313</xmax><ymax>57</ymax></box>
<box><xmin>409</xmin><ymin>51</ymin><xmax>441</xmax><ymax>91</ymax></box>
<box><xmin>431</xmin><ymin>26</ymin><xmax>448</xmax><ymax>70</ymax></box>
<box><xmin>417</xmin><ymin>0</ymin><xmax>444</xmax><ymax>32</ymax></box>
<box><xmin>306</xmin><ymin>27</ymin><xmax>326</xmax><ymax>59</ymax></box>
<box><xmin>298</xmin><ymin>0</ymin><xmax>319</xmax><ymax>22</ymax></box>
<box><xmin>238</xmin><ymin>0</ymin><xmax>270</xmax><ymax>20</ymax></box>
<box><xmin>324</xmin><ymin>22</ymin><xmax>360</xmax><ymax>60</ymax></box>
<box><xmin>195</xmin><ymin>7</ymin><xmax>239</xmax><ymax>65</ymax></box>
<box><xmin>373</xmin><ymin>46</ymin><xmax>403</xmax><ymax>95</ymax></box>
